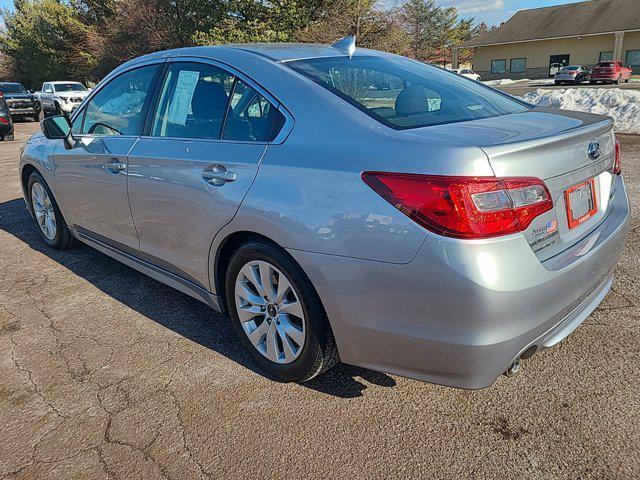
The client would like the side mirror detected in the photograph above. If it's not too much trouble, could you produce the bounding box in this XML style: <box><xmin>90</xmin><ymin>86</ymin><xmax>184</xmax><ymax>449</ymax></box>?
<box><xmin>41</xmin><ymin>115</ymin><xmax>76</xmax><ymax>150</ymax></box>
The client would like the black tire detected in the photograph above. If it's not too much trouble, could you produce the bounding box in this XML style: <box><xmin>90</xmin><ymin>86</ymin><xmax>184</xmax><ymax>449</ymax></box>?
<box><xmin>225</xmin><ymin>240</ymin><xmax>339</xmax><ymax>382</ymax></box>
<box><xmin>32</xmin><ymin>113</ymin><xmax>40</xmax><ymax>122</ymax></box>
<box><xmin>27</xmin><ymin>172</ymin><xmax>76</xmax><ymax>249</ymax></box>
<box><xmin>614</xmin><ymin>76</ymin><xmax>620</xmax><ymax>85</ymax></box>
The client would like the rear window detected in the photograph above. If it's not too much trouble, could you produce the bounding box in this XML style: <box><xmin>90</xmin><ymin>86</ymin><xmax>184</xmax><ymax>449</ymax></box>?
<box><xmin>596</xmin><ymin>63</ymin><xmax>616</xmax><ymax>68</ymax></box>
<box><xmin>288</xmin><ymin>55</ymin><xmax>529</xmax><ymax>130</ymax></box>
<box><xmin>563</xmin><ymin>66</ymin><xmax>580</xmax><ymax>71</ymax></box>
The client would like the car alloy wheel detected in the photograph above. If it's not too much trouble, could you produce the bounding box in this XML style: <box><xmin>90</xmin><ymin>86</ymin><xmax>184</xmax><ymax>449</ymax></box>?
<box><xmin>234</xmin><ymin>260</ymin><xmax>306</xmax><ymax>364</ymax></box>
<box><xmin>31</xmin><ymin>181</ymin><xmax>57</xmax><ymax>240</ymax></box>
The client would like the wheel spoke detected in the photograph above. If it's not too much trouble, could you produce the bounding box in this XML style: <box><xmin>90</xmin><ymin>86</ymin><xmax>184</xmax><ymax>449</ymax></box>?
<box><xmin>236</xmin><ymin>278</ymin><xmax>266</xmax><ymax>306</ymax></box>
<box><xmin>264</xmin><ymin>323</ymin><xmax>280</xmax><ymax>362</ymax></box>
<box><xmin>275</xmin><ymin>322</ymin><xmax>297</xmax><ymax>362</ymax></box>
<box><xmin>259</xmin><ymin>262</ymin><xmax>276</xmax><ymax>301</ymax></box>
<box><xmin>279</xmin><ymin>299</ymin><xmax>303</xmax><ymax>319</ymax></box>
<box><xmin>278</xmin><ymin>314</ymin><xmax>304</xmax><ymax>346</ymax></box>
<box><xmin>237</xmin><ymin>304</ymin><xmax>264</xmax><ymax>323</ymax></box>
<box><xmin>246</xmin><ymin>319</ymin><xmax>269</xmax><ymax>348</ymax></box>
<box><xmin>247</xmin><ymin>264</ymin><xmax>266</xmax><ymax>298</ymax></box>
<box><xmin>273</xmin><ymin>274</ymin><xmax>292</xmax><ymax>304</ymax></box>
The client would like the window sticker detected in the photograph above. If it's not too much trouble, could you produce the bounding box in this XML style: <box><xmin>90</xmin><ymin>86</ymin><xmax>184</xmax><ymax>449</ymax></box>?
<box><xmin>167</xmin><ymin>70</ymin><xmax>200</xmax><ymax>126</ymax></box>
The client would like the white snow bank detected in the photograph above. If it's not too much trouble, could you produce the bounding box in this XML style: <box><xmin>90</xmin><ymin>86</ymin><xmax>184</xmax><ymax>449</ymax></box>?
<box><xmin>483</xmin><ymin>79</ymin><xmax>518</xmax><ymax>86</ymax></box>
<box><xmin>521</xmin><ymin>88</ymin><xmax>640</xmax><ymax>135</ymax></box>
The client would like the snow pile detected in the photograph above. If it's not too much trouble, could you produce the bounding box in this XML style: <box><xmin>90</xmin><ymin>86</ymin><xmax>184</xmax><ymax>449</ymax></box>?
<box><xmin>483</xmin><ymin>79</ymin><xmax>518</xmax><ymax>86</ymax></box>
<box><xmin>521</xmin><ymin>88</ymin><xmax>640</xmax><ymax>135</ymax></box>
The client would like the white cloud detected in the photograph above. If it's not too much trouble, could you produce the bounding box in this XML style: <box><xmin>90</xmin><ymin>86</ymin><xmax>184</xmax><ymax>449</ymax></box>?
<box><xmin>439</xmin><ymin>0</ymin><xmax>506</xmax><ymax>14</ymax></box>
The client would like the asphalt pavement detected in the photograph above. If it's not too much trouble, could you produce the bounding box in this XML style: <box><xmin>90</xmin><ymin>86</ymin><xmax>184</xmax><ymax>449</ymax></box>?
<box><xmin>1</xmin><ymin>121</ymin><xmax>639</xmax><ymax>479</ymax></box>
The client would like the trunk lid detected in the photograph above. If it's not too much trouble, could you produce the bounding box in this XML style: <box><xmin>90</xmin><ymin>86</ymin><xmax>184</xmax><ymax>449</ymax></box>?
<box><xmin>424</xmin><ymin>107</ymin><xmax>617</xmax><ymax>260</ymax></box>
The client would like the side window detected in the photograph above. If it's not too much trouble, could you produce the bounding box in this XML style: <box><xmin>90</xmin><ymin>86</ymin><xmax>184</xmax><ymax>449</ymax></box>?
<box><xmin>223</xmin><ymin>79</ymin><xmax>282</xmax><ymax>142</ymax></box>
<box><xmin>82</xmin><ymin>65</ymin><xmax>158</xmax><ymax>136</ymax></box>
<box><xmin>151</xmin><ymin>62</ymin><xmax>235</xmax><ymax>139</ymax></box>
<box><xmin>43</xmin><ymin>84</ymin><xmax>53</xmax><ymax>93</ymax></box>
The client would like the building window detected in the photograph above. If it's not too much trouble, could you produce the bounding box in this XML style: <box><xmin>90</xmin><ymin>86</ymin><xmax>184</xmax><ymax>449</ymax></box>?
<box><xmin>625</xmin><ymin>50</ymin><xmax>640</xmax><ymax>66</ymax></box>
<box><xmin>510</xmin><ymin>58</ymin><xmax>526</xmax><ymax>73</ymax></box>
<box><xmin>491</xmin><ymin>59</ymin><xmax>507</xmax><ymax>74</ymax></box>
<box><xmin>599</xmin><ymin>51</ymin><xmax>613</xmax><ymax>62</ymax></box>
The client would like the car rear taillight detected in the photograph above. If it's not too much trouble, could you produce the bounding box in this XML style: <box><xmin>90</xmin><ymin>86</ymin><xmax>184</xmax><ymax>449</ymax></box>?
<box><xmin>361</xmin><ymin>172</ymin><xmax>553</xmax><ymax>239</ymax></box>
<box><xmin>0</xmin><ymin>117</ymin><xmax>8</xmax><ymax>125</ymax></box>
<box><xmin>614</xmin><ymin>137</ymin><xmax>622</xmax><ymax>175</ymax></box>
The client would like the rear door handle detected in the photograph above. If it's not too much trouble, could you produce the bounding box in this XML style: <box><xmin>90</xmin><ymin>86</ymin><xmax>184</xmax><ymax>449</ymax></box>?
<box><xmin>202</xmin><ymin>165</ymin><xmax>236</xmax><ymax>186</ymax></box>
<box><xmin>104</xmin><ymin>158</ymin><xmax>127</xmax><ymax>174</ymax></box>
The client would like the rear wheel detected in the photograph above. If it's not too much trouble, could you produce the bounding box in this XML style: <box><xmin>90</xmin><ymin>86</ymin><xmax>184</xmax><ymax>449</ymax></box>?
<box><xmin>225</xmin><ymin>240</ymin><xmax>339</xmax><ymax>382</ymax></box>
<box><xmin>614</xmin><ymin>75</ymin><xmax>621</xmax><ymax>84</ymax></box>
<box><xmin>27</xmin><ymin>172</ymin><xmax>75</xmax><ymax>249</ymax></box>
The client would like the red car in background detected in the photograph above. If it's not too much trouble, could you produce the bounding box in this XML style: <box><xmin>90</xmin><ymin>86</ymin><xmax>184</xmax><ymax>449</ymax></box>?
<box><xmin>590</xmin><ymin>61</ymin><xmax>633</xmax><ymax>84</ymax></box>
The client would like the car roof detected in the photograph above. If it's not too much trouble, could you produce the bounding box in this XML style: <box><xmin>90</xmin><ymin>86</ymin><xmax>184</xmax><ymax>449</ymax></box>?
<box><xmin>228</xmin><ymin>43</ymin><xmax>389</xmax><ymax>62</ymax></box>
<box><xmin>119</xmin><ymin>43</ymin><xmax>391</xmax><ymax>70</ymax></box>
<box><xmin>48</xmin><ymin>81</ymin><xmax>84</xmax><ymax>84</ymax></box>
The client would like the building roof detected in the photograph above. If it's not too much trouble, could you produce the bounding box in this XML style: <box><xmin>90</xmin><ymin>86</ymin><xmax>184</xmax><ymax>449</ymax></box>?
<box><xmin>461</xmin><ymin>0</ymin><xmax>640</xmax><ymax>48</ymax></box>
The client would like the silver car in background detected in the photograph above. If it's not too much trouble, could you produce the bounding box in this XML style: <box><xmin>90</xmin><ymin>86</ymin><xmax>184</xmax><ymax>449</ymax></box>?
<box><xmin>20</xmin><ymin>41</ymin><xmax>629</xmax><ymax>388</ymax></box>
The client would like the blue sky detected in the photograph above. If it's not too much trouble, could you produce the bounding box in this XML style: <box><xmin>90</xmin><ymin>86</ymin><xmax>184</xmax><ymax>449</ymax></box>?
<box><xmin>0</xmin><ymin>0</ymin><xmax>588</xmax><ymax>27</ymax></box>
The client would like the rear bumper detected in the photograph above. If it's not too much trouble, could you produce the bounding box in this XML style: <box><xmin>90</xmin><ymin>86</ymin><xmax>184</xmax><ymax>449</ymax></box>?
<box><xmin>590</xmin><ymin>74</ymin><xmax>619</xmax><ymax>80</ymax></box>
<box><xmin>290</xmin><ymin>175</ymin><xmax>630</xmax><ymax>388</ymax></box>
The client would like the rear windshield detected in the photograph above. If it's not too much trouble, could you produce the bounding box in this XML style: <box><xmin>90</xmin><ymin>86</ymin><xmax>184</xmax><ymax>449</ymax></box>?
<box><xmin>563</xmin><ymin>66</ymin><xmax>580</xmax><ymax>71</ymax></box>
<box><xmin>288</xmin><ymin>55</ymin><xmax>529</xmax><ymax>130</ymax></box>
<box><xmin>596</xmin><ymin>63</ymin><xmax>616</xmax><ymax>68</ymax></box>
<box><xmin>54</xmin><ymin>83</ymin><xmax>86</xmax><ymax>92</ymax></box>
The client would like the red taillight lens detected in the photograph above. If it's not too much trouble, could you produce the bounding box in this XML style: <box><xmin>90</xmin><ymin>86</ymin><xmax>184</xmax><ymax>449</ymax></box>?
<box><xmin>361</xmin><ymin>172</ymin><xmax>553</xmax><ymax>239</ymax></box>
<box><xmin>614</xmin><ymin>137</ymin><xmax>622</xmax><ymax>175</ymax></box>
<box><xmin>0</xmin><ymin>117</ymin><xmax>8</xmax><ymax>125</ymax></box>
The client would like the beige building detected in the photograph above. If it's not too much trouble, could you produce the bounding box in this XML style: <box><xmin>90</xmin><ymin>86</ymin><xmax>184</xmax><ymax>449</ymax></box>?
<box><xmin>455</xmin><ymin>0</ymin><xmax>640</xmax><ymax>80</ymax></box>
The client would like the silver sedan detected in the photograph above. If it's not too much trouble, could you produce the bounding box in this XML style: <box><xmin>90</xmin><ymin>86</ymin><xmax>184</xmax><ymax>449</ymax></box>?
<box><xmin>20</xmin><ymin>40</ymin><xmax>629</xmax><ymax>388</ymax></box>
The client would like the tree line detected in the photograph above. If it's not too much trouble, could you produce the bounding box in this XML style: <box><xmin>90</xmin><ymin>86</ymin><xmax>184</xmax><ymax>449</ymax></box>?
<box><xmin>0</xmin><ymin>0</ymin><xmax>490</xmax><ymax>88</ymax></box>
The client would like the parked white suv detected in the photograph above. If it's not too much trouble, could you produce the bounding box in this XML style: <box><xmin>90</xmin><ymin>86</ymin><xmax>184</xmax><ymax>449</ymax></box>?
<box><xmin>450</xmin><ymin>68</ymin><xmax>481</xmax><ymax>82</ymax></box>
<box><xmin>37</xmin><ymin>81</ymin><xmax>89</xmax><ymax>117</ymax></box>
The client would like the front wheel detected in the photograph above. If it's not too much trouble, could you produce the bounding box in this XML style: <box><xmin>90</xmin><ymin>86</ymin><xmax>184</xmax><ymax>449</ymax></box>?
<box><xmin>27</xmin><ymin>172</ymin><xmax>76</xmax><ymax>249</ymax></box>
<box><xmin>225</xmin><ymin>240</ymin><xmax>339</xmax><ymax>382</ymax></box>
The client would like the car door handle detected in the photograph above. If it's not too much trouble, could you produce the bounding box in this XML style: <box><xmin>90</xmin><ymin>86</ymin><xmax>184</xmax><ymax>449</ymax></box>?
<box><xmin>202</xmin><ymin>165</ymin><xmax>236</xmax><ymax>186</ymax></box>
<box><xmin>104</xmin><ymin>158</ymin><xmax>127</xmax><ymax>174</ymax></box>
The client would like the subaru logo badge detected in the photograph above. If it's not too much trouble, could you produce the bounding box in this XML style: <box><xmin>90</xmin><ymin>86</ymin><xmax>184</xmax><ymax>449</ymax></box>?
<box><xmin>588</xmin><ymin>141</ymin><xmax>601</xmax><ymax>160</ymax></box>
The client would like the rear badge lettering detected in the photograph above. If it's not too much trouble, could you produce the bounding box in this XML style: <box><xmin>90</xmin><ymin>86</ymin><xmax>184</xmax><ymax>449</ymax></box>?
<box><xmin>529</xmin><ymin>220</ymin><xmax>559</xmax><ymax>252</ymax></box>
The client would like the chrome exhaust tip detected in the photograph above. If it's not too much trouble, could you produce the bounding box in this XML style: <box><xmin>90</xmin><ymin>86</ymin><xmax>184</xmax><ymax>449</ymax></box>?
<box><xmin>506</xmin><ymin>358</ymin><xmax>521</xmax><ymax>377</ymax></box>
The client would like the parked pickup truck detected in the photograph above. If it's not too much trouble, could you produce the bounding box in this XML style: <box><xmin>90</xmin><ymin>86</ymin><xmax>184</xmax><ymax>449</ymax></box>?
<box><xmin>0</xmin><ymin>82</ymin><xmax>41</xmax><ymax>121</ymax></box>
<box><xmin>589</xmin><ymin>61</ymin><xmax>632</xmax><ymax>84</ymax></box>
<box><xmin>37</xmin><ymin>81</ymin><xmax>90</xmax><ymax>117</ymax></box>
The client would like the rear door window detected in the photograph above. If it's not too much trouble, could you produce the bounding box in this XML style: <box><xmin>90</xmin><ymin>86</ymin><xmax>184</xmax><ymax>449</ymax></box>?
<box><xmin>151</xmin><ymin>62</ymin><xmax>235</xmax><ymax>139</ymax></box>
<box><xmin>150</xmin><ymin>61</ymin><xmax>286</xmax><ymax>142</ymax></box>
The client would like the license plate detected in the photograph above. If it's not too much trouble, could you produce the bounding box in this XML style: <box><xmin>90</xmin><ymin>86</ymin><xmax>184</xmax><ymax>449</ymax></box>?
<box><xmin>565</xmin><ymin>178</ymin><xmax>597</xmax><ymax>229</ymax></box>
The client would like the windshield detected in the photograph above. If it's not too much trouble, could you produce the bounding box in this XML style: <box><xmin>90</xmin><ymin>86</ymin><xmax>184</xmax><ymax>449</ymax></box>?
<box><xmin>563</xmin><ymin>66</ymin><xmax>580</xmax><ymax>71</ymax></box>
<box><xmin>597</xmin><ymin>63</ymin><xmax>615</xmax><ymax>68</ymax></box>
<box><xmin>54</xmin><ymin>83</ymin><xmax>87</xmax><ymax>92</ymax></box>
<box><xmin>0</xmin><ymin>83</ymin><xmax>27</xmax><ymax>94</ymax></box>
<box><xmin>288</xmin><ymin>55</ymin><xmax>529</xmax><ymax>130</ymax></box>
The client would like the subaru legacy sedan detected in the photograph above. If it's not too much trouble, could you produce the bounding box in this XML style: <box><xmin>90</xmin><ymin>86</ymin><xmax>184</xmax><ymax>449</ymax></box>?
<box><xmin>20</xmin><ymin>40</ymin><xmax>629</xmax><ymax>388</ymax></box>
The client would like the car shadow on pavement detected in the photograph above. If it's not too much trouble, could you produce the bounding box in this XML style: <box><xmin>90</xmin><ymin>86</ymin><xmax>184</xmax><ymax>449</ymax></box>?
<box><xmin>0</xmin><ymin>197</ymin><xmax>396</xmax><ymax>398</ymax></box>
